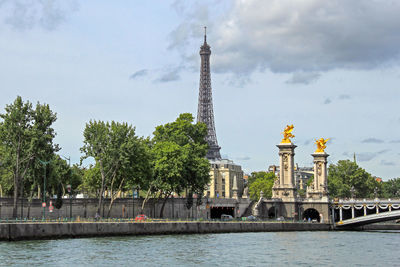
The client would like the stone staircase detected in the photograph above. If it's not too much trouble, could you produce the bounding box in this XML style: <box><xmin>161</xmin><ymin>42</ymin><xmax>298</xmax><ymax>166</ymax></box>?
<box><xmin>241</xmin><ymin>200</ymin><xmax>256</xmax><ymax>217</ymax></box>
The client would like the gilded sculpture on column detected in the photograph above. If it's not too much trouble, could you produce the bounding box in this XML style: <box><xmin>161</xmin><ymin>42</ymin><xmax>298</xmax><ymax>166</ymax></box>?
<box><xmin>315</xmin><ymin>138</ymin><xmax>330</xmax><ymax>153</ymax></box>
<box><xmin>281</xmin><ymin>124</ymin><xmax>295</xmax><ymax>143</ymax></box>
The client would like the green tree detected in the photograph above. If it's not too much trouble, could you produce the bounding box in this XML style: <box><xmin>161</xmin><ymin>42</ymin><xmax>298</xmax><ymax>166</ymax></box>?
<box><xmin>80</xmin><ymin>120</ymin><xmax>151</xmax><ymax>217</ymax></box>
<box><xmin>68</xmin><ymin>164</ymin><xmax>84</xmax><ymax>194</ymax></box>
<box><xmin>80</xmin><ymin>164</ymin><xmax>101</xmax><ymax>197</ymax></box>
<box><xmin>0</xmin><ymin>96</ymin><xmax>58</xmax><ymax>217</ymax></box>
<box><xmin>328</xmin><ymin>160</ymin><xmax>380</xmax><ymax>198</ymax></box>
<box><xmin>151</xmin><ymin>113</ymin><xmax>210</xmax><ymax>217</ymax></box>
<box><xmin>381</xmin><ymin>178</ymin><xmax>400</xmax><ymax>198</ymax></box>
<box><xmin>0</xmin><ymin>143</ymin><xmax>13</xmax><ymax>197</ymax></box>
<box><xmin>248</xmin><ymin>171</ymin><xmax>276</xmax><ymax>201</ymax></box>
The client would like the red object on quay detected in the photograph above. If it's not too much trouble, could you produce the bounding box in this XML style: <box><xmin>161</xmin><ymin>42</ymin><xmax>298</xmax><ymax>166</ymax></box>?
<box><xmin>135</xmin><ymin>214</ymin><xmax>147</xmax><ymax>222</ymax></box>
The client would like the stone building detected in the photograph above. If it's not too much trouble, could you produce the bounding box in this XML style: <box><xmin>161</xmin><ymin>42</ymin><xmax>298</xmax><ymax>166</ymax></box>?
<box><xmin>205</xmin><ymin>159</ymin><xmax>244</xmax><ymax>199</ymax></box>
<box><xmin>268</xmin><ymin>164</ymin><xmax>313</xmax><ymax>190</ymax></box>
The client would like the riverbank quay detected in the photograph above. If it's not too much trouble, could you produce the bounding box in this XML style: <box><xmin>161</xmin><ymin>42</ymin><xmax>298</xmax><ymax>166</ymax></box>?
<box><xmin>0</xmin><ymin>221</ymin><xmax>332</xmax><ymax>241</ymax></box>
<box><xmin>339</xmin><ymin>223</ymin><xmax>400</xmax><ymax>231</ymax></box>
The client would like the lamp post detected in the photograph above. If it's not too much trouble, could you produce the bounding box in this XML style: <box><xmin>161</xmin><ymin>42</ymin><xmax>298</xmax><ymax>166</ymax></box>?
<box><xmin>132</xmin><ymin>186</ymin><xmax>135</xmax><ymax>219</ymax></box>
<box><xmin>61</xmin><ymin>155</ymin><xmax>72</xmax><ymax>220</ymax></box>
<box><xmin>38</xmin><ymin>159</ymin><xmax>50</xmax><ymax>219</ymax></box>
<box><xmin>66</xmin><ymin>185</ymin><xmax>72</xmax><ymax>220</ymax></box>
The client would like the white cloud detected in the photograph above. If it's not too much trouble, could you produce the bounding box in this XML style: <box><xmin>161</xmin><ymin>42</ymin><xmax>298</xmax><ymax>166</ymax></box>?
<box><xmin>154</xmin><ymin>67</ymin><xmax>182</xmax><ymax>83</ymax></box>
<box><xmin>357</xmin><ymin>149</ymin><xmax>390</xmax><ymax>162</ymax></box>
<box><xmin>362</xmin><ymin>138</ymin><xmax>384</xmax><ymax>144</ymax></box>
<box><xmin>338</xmin><ymin>94</ymin><xmax>351</xmax><ymax>100</ymax></box>
<box><xmin>381</xmin><ymin>160</ymin><xmax>395</xmax><ymax>166</ymax></box>
<box><xmin>130</xmin><ymin>69</ymin><xmax>148</xmax><ymax>80</ymax></box>
<box><xmin>170</xmin><ymin>0</ymin><xmax>400</xmax><ymax>79</ymax></box>
<box><xmin>286</xmin><ymin>72</ymin><xmax>321</xmax><ymax>84</ymax></box>
<box><xmin>0</xmin><ymin>0</ymin><xmax>78</xmax><ymax>31</ymax></box>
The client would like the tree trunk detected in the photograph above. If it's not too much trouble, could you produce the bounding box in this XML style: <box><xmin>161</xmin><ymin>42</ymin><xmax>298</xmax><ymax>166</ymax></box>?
<box><xmin>141</xmin><ymin>186</ymin><xmax>153</xmax><ymax>214</ymax></box>
<box><xmin>97</xmin><ymin>159</ymin><xmax>106</xmax><ymax>217</ymax></box>
<box><xmin>27</xmin><ymin>187</ymin><xmax>35</xmax><ymax>219</ymax></box>
<box><xmin>12</xmin><ymin>175</ymin><xmax>18</xmax><ymax>218</ymax></box>
<box><xmin>106</xmin><ymin>191</ymin><xmax>116</xmax><ymax>218</ymax></box>
<box><xmin>19</xmin><ymin>178</ymin><xmax>24</xmax><ymax>218</ymax></box>
<box><xmin>107</xmin><ymin>178</ymin><xmax>124</xmax><ymax>218</ymax></box>
<box><xmin>12</xmin><ymin>150</ymin><xmax>20</xmax><ymax>218</ymax></box>
<box><xmin>159</xmin><ymin>192</ymin><xmax>171</xmax><ymax>218</ymax></box>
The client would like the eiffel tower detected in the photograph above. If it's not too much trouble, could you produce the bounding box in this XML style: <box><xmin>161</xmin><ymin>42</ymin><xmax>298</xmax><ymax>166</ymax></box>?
<box><xmin>197</xmin><ymin>27</ymin><xmax>221</xmax><ymax>160</ymax></box>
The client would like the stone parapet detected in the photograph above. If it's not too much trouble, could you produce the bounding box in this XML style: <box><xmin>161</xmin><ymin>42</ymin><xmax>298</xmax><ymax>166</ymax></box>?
<box><xmin>0</xmin><ymin>222</ymin><xmax>333</xmax><ymax>241</ymax></box>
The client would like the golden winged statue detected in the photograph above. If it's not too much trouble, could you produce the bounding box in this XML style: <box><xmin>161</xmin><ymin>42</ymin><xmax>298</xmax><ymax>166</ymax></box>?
<box><xmin>315</xmin><ymin>138</ymin><xmax>330</xmax><ymax>153</ymax></box>
<box><xmin>281</xmin><ymin>124</ymin><xmax>295</xmax><ymax>143</ymax></box>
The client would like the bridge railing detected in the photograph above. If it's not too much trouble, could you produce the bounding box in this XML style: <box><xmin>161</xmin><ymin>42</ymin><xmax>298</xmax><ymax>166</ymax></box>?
<box><xmin>331</xmin><ymin>198</ymin><xmax>400</xmax><ymax>224</ymax></box>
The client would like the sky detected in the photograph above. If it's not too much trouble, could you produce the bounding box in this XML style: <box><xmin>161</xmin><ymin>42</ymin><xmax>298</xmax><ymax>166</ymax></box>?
<box><xmin>0</xmin><ymin>0</ymin><xmax>399</xmax><ymax>179</ymax></box>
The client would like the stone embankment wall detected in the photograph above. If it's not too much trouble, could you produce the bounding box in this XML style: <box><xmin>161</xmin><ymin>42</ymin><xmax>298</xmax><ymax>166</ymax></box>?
<box><xmin>0</xmin><ymin>222</ymin><xmax>332</xmax><ymax>241</ymax></box>
<box><xmin>0</xmin><ymin>198</ymin><xmax>251</xmax><ymax>220</ymax></box>
<box><xmin>350</xmin><ymin>224</ymin><xmax>400</xmax><ymax>231</ymax></box>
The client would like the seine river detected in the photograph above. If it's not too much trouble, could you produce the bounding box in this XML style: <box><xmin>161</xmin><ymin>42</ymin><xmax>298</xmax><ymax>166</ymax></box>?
<box><xmin>0</xmin><ymin>231</ymin><xmax>399</xmax><ymax>266</ymax></box>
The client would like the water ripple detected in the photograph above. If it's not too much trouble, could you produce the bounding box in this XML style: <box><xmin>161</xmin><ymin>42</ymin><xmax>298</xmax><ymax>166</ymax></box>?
<box><xmin>0</xmin><ymin>231</ymin><xmax>399</xmax><ymax>266</ymax></box>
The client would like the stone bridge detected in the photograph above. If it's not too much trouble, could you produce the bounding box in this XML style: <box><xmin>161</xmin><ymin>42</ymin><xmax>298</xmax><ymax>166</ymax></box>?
<box><xmin>332</xmin><ymin>199</ymin><xmax>400</xmax><ymax>227</ymax></box>
<box><xmin>253</xmin><ymin>134</ymin><xmax>400</xmax><ymax>227</ymax></box>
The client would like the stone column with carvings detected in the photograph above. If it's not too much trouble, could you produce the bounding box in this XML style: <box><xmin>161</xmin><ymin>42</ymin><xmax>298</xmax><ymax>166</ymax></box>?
<box><xmin>272</xmin><ymin>143</ymin><xmax>297</xmax><ymax>200</ymax></box>
<box><xmin>308</xmin><ymin>152</ymin><xmax>329</xmax><ymax>200</ymax></box>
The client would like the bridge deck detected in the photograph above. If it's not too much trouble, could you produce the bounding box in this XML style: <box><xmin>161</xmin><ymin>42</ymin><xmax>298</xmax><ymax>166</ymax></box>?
<box><xmin>336</xmin><ymin>210</ymin><xmax>400</xmax><ymax>227</ymax></box>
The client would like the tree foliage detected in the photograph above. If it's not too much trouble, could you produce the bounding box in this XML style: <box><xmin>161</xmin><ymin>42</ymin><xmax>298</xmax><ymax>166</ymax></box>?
<box><xmin>248</xmin><ymin>171</ymin><xmax>276</xmax><ymax>201</ymax></box>
<box><xmin>151</xmin><ymin>113</ymin><xmax>210</xmax><ymax>216</ymax></box>
<box><xmin>0</xmin><ymin>96</ymin><xmax>58</xmax><ymax>217</ymax></box>
<box><xmin>80</xmin><ymin>120</ymin><xmax>151</xmax><ymax>217</ymax></box>
<box><xmin>381</xmin><ymin>178</ymin><xmax>400</xmax><ymax>198</ymax></box>
<box><xmin>328</xmin><ymin>160</ymin><xmax>380</xmax><ymax>198</ymax></box>
<box><xmin>80</xmin><ymin>164</ymin><xmax>101</xmax><ymax>197</ymax></box>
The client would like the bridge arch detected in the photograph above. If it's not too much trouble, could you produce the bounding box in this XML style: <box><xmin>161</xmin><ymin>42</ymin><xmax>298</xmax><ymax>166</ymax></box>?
<box><xmin>267</xmin><ymin>207</ymin><xmax>276</xmax><ymax>219</ymax></box>
<box><xmin>303</xmin><ymin>208</ymin><xmax>320</xmax><ymax>222</ymax></box>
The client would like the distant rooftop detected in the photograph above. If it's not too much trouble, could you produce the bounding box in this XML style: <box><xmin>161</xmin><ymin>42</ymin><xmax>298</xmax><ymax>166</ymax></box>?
<box><xmin>209</xmin><ymin>158</ymin><xmax>238</xmax><ymax>165</ymax></box>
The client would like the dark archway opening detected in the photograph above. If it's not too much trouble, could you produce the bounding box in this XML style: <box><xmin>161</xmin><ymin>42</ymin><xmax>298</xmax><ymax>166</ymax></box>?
<box><xmin>268</xmin><ymin>207</ymin><xmax>276</xmax><ymax>219</ymax></box>
<box><xmin>303</xmin><ymin>208</ymin><xmax>320</xmax><ymax>222</ymax></box>
<box><xmin>210</xmin><ymin>207</ymin><xmax>234</xmax><ymax>219</ymax></box>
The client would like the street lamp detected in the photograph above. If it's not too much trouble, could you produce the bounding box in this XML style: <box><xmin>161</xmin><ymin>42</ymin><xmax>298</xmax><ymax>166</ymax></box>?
<box><xmin>66</xmin><ymin>184</ymin><xmax>72</xmax><ymax>220</ymax></box>
<box><xmin>60</xmin><ymin>155</ymin><xmax>71</xmax><ymax>167</ymax></box>
<box><xmin>38</xmin><ymin>159</ymin><xmax>50</xmax><ymax>219</ymax></box>
<box><xmin>132</xmin><ymin>186</ymin><xmax>135</xmax><ymax>219</ymax></box>
<box><xmin>61</xmin><ymin>155</ymin><xmax>72</xmax><ymax>220</ymax></box>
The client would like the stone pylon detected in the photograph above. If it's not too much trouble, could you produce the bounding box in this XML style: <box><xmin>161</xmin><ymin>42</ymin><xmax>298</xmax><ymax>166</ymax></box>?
<box><xmin>232</xmin><ymin>175</ymin><xmax>238</xmax><ymax>199</ymax></box>
<box><xmin>307</xmin><ymin>152</ymin><xmax>329</xmax><ymax>201</ymax></box>
<box><xmin>272</xmin><ymin>143</ymin><xmax>297</xmax><ymax>201</ymax></box>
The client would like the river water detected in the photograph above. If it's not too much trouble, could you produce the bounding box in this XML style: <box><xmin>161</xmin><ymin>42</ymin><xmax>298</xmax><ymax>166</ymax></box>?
<box><xmin>0</xmin><ymin>231</ymin><xmax>399</xmax><ymax>266</ymax></box>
